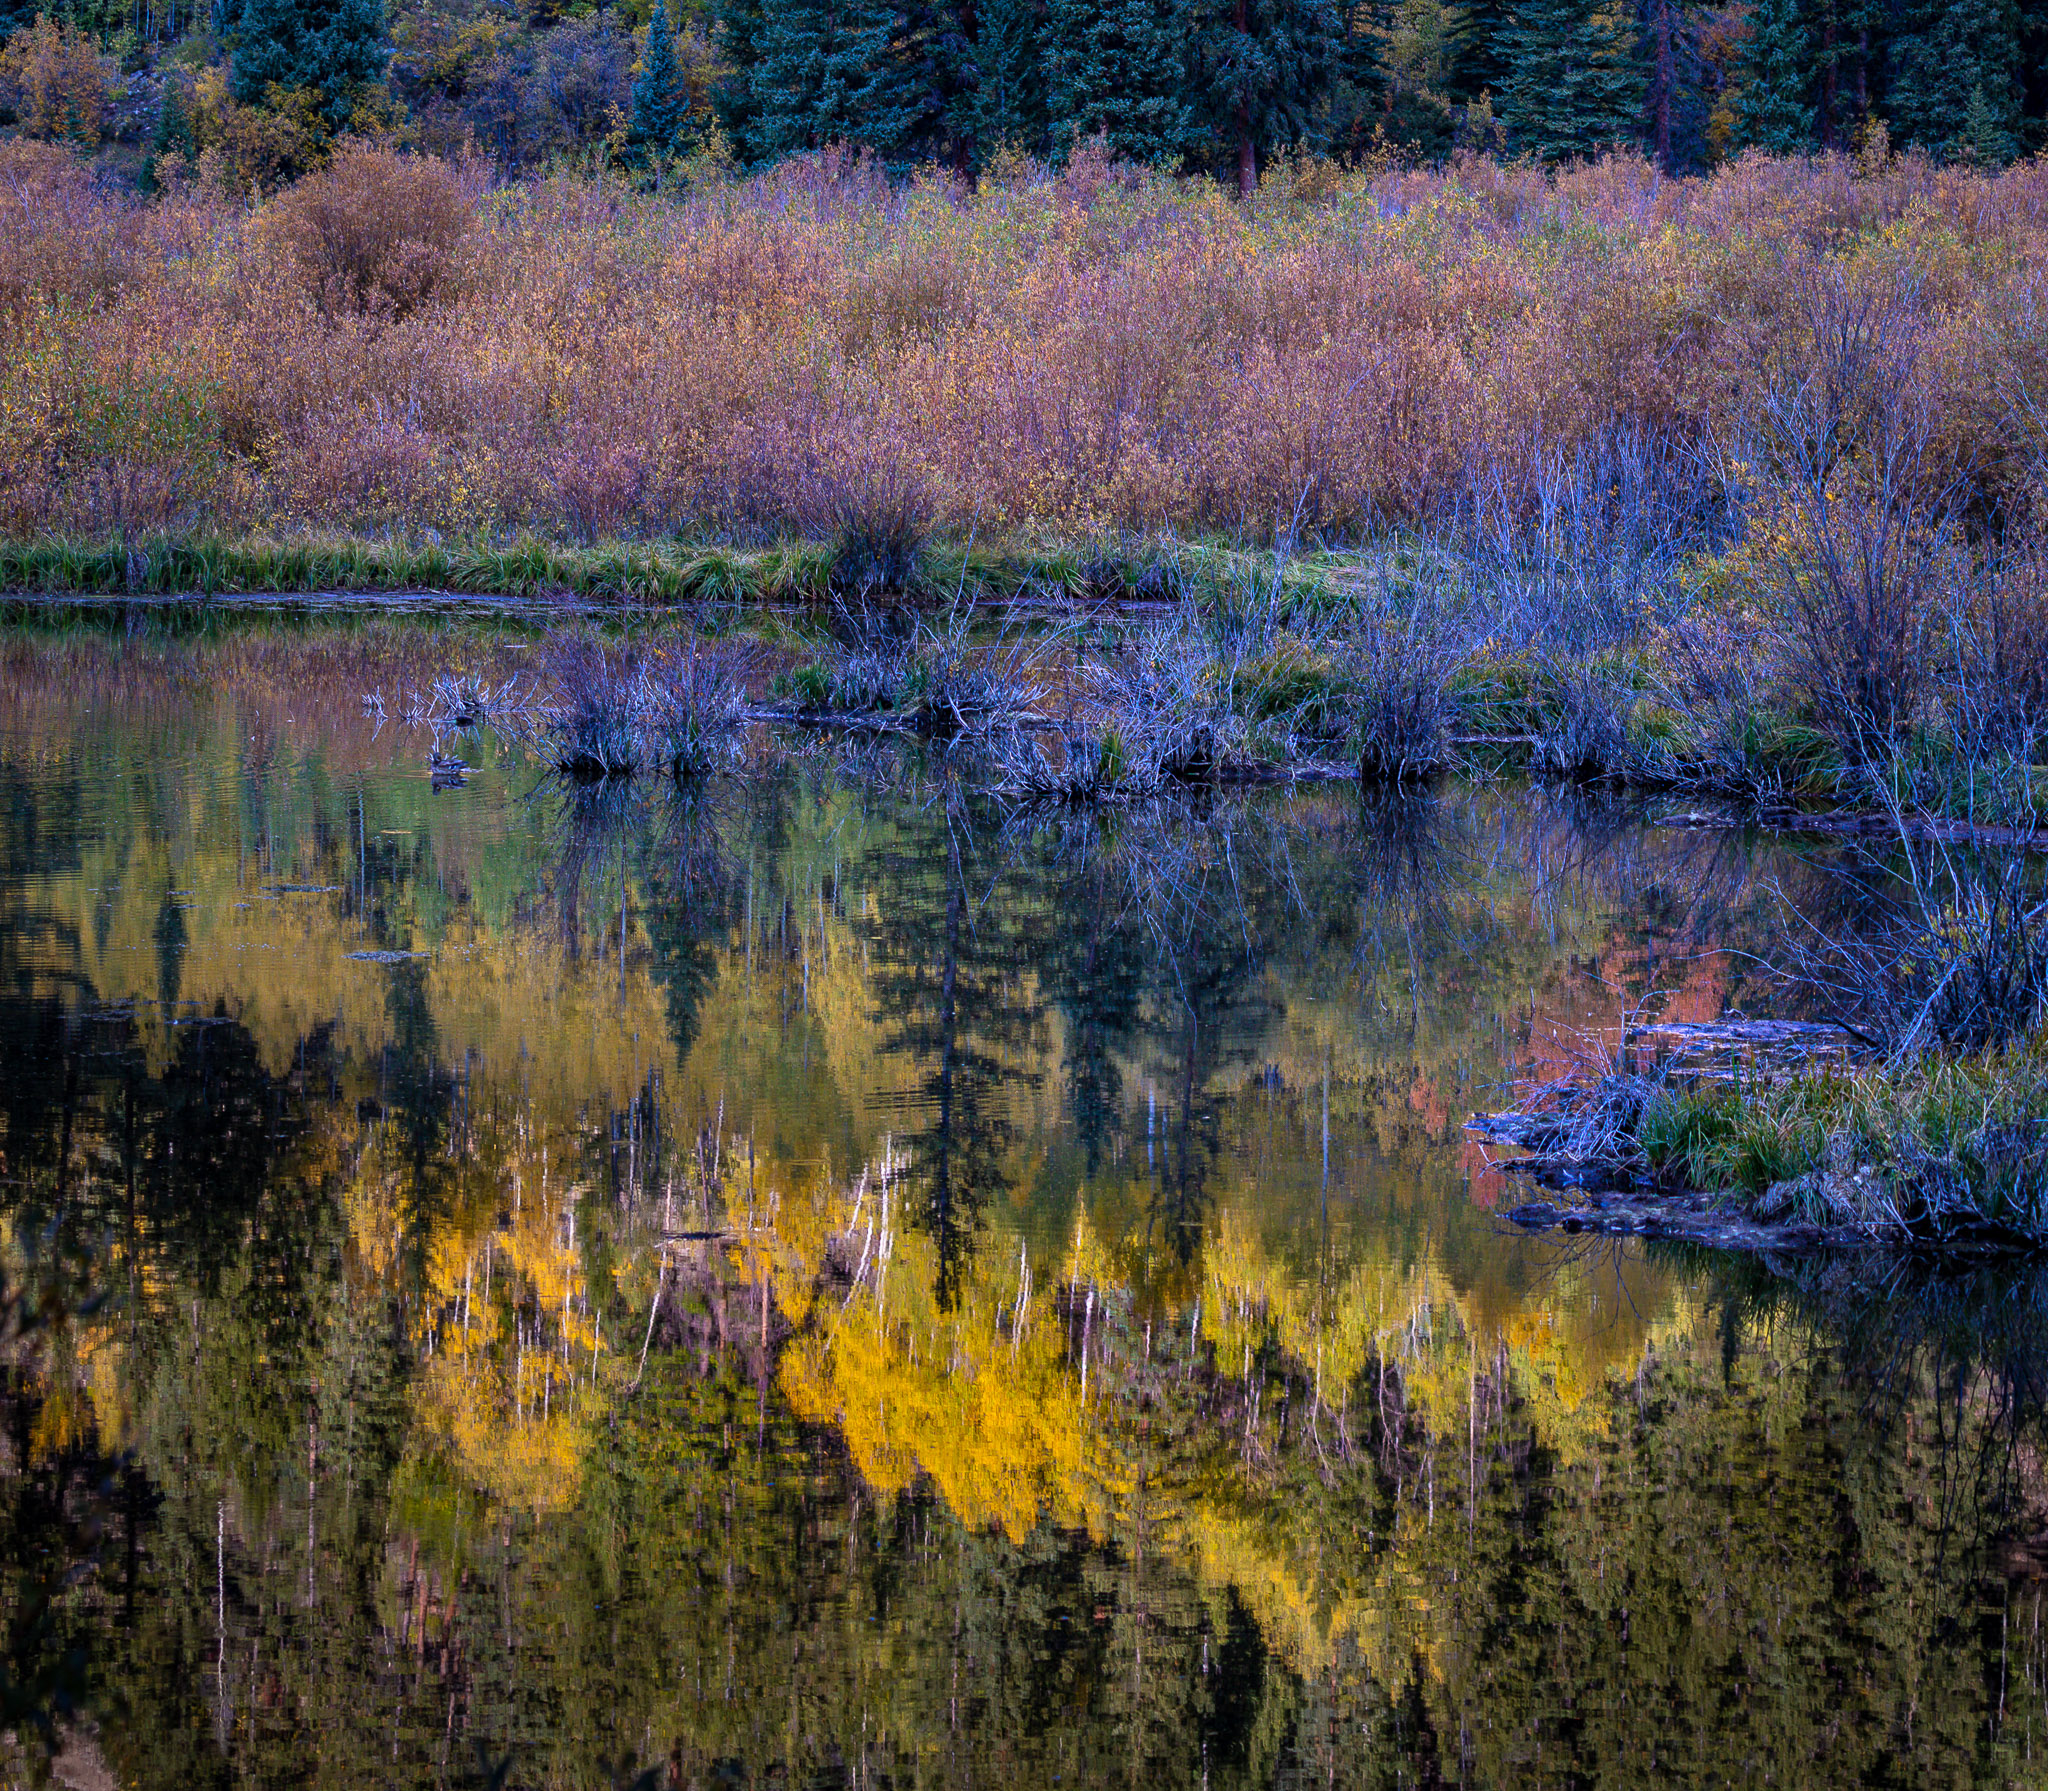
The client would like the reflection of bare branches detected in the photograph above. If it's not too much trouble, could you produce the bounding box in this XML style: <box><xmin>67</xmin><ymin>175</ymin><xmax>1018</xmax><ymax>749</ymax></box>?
<box><xmin>1771</xmin><ymin>827</ymin><xmax>2048</xmax><ymax>1057</ymax></box>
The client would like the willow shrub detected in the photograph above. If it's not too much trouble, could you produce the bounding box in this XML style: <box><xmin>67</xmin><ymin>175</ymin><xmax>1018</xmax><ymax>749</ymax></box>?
<box><xmin>4</xmin><ymin>144</ymin><xmax>2047</xmax><ymax>548</ymax></box>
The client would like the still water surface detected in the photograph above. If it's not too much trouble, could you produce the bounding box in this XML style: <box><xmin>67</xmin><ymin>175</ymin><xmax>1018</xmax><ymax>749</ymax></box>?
<box><xmin>2</xmin><ymin>634</ymin><xmax>2046</xmax><ymax>1787</ymax></box>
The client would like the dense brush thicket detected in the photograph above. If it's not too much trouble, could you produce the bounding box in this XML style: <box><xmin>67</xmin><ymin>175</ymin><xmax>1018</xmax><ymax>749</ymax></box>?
<box><xmin>4</xmin><ymin>139</ymin><xmax>2045</xmax><ymax>554</ymax></box>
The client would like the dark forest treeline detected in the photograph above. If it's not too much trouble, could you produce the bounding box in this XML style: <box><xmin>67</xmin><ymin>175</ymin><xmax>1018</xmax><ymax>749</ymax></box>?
<box><xmin>5</xmin><ymin>0</ymin><xmax>2048</xmax><ymax>191</ymax></box>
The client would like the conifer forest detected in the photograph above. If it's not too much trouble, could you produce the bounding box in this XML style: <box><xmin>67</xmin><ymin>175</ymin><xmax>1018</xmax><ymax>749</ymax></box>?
<box><xmin>12</xmin><ymin>0</ymin><xmax>2048</xmax><ymax>1784</ymax></box>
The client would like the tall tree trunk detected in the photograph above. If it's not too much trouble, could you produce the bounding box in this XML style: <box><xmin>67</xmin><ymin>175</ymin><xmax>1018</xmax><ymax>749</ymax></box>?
<box><xmin>1236</xmin><ymin>0</ymin><xmax>1256</xmax><ymax>198</ymax></box>
<box><xmin>1821</xmin><ymin>2</ymin><xmax>1838</xmax><ymax>148</ymax></box>
<box><xmin>1653</xmin><ymin>0</ymin><xmax>1673</xmax><ymax>170</ymax></box>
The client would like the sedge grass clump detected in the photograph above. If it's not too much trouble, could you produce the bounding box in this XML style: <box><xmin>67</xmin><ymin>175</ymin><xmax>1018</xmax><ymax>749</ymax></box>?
<box><xmin>781</xmin><ymin>597</ymin><xmax>1053</xmax><ymax>735</ymax></box>
<box><xmin>812</xmin><ymin>462</ymin><xmax>937</xmax><ymax>599</ymax></box>
<box><xmin>1640</xmin><ymin>1053</ymin><xmax>2048</xmax><ymax>1245</ymax></box>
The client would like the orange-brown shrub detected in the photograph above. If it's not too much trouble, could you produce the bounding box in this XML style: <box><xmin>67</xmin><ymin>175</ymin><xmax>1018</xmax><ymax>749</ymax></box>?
<box><xmin>2</xmin><ymin>142</ymin><xmax>2046</xmax><ymax>546</ymax></box>
<box><xmin>262</xmin><ymin>145</ymin><xmax>474</xmax><ymax>317</ymax></box>
<box><xmin>0</xmin><ymin>15</ymin><xmax>109</xmax><ymax>143</ymax></box>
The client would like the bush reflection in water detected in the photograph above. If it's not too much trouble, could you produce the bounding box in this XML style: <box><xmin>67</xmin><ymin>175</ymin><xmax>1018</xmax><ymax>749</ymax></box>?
<box><xmin>3</xmin><ymin>701</ymin><xmax>2047</xmax><ymax>1784</ymax></box>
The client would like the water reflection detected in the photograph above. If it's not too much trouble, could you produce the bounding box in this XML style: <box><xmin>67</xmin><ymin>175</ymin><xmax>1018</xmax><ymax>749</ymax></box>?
<box><xmin>0</xmin><ymin>639</ymin><xmax>2041</xmax><ymax>1785</ymax></box>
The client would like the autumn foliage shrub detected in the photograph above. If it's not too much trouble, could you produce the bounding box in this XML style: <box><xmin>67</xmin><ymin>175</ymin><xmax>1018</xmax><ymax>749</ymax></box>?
<box><xmin>263</xmin><ymin>145</ymin><xmax>473</xmax><ymax>317</ymax></box>
<box><xmin>2</xmin><ymin>143</ymin><xmax>2048</xmax><ymax>555</ymax></box>
<box><xmin>0</xmin><ymin>16</ymin><xmax>110</xmax><ymax>143</ymax></box>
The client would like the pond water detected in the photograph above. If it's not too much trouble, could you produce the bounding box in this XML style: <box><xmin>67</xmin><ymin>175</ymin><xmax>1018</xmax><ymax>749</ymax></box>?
<box><xmin>2</xmin><ymin>632</ymin><xmax>2046</xmax><ymax>1788</ymax></box>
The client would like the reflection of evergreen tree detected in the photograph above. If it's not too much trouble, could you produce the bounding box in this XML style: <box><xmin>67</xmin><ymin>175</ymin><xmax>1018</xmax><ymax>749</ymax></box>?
<box><xmin>1133</xmin><ymin>816</ymin><xmax>1283</xmax><ymax>1265</ymax></box>
<box><xmin>1041</xmin><ymin>831</ymin><xmax>1147</xmax><ymax>1179</ymax></box>
<box><xmin>863</xmin><ymin>800</ymin><xmax>1042</xmax><ymax>1309</ymax></box>
<box><xmin>638</xmin><ymin>787</ymin><xmax>742</xmax><ymax>1068</ymax></box>
<box><xmin>152</xmin><ymin>888</ymin><xmax>186</xmax><ymax>1018</ymax></box>
<box><xmin>381</xmin><ymin>959</ymin><xmax>455</xmax><ymax>1301</ymax></box>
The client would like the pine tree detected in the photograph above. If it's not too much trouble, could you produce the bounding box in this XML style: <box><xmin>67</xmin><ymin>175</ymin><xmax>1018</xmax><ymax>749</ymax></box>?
<box><xmin>625</xmin><ymin>0</ymin><xmax>693</xmax><ymax>163</ymax></box>
<box><xmin>1190</xmin><ymin>0</ymin><xmax>1345</xmax><ymax>194</ymax></box>
<box><xmin>1045</xmin><ymin>0</ymin><xmax>1196</xmax><ymax>164</ymax></box>
<box><xmin>232</xmin><ymin>0</ymin><xmax>388</xmax><ymax>125</ymax></box>
<box><xmin>1496</xmin><ymin>0</ymin><xmax>1644</xmax><ymax>160</ymax></box>
<box><xmin>965</xmin><ymin>0</ymin><xmax>1049</xmax><ymax>159</ymax></box>
<box><xmin>1735</xmin><ymin>0</ymin><xmax>1814</xmax><ymax>151</ymax></box>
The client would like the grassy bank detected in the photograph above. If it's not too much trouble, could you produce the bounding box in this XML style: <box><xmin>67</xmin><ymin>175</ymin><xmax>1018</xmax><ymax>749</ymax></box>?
<box><xmin>12</xmin><ymin>518</ymin><xmax>2045</xmax><ymax>829</ymax></box>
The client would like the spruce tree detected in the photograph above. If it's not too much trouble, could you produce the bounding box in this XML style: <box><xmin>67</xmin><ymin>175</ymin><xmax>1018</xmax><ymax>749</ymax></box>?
<box><xmin>711</xmin><ymin>0</ymin><xmax>772</xmax><ymax>162</ymax></box>
<box><xmin>1045</xmin><ymin>0</ymin><xmax>1196</xmax><ymax>164</ymax></box>
<box><xmin>1496</xmin><ymin>0</ymin><xmax>1645</xmax><ymax>160</ymax></box>
<box><xmin>840</xmin><ymin>0</ymin><xmax>943</xmax><ymax>159</ymax></box>
<box><xmin>1450</xmin><ymin>0</ymin><xmax>1516</xmax><ymax>102</ymax></box>
<box><xmin>625</xmin><ymin>0</ymin><xmax>693</xmax><ymax>163</ymax></box>
<box><xmin>750</xmin><ymin>0</ymin><xmax>848</xmax><ymax>156</ymax></box>
<box><xmin>966</xmin><ymin>0</ymin><xmax>1048</xmax><ymax>159</ymax></box>
<box><xmin>1190</xmin><ymin>0</ymin><xmax>1345</xmax><ymax>194</ymax></box>
<box><xmin>1736</xmin><ymin>0</ymin><xmax>1814</xmax><ymax>151</ymax></box>
<box><xmin>232</xmin><ymin>0</ymin><xmax>388</xmax><ymax>125</ymax></box>
<box><xmin>1885</xmin><ymin>0</ymin><xmax>2022</xmax><ymax>162</ymax></box>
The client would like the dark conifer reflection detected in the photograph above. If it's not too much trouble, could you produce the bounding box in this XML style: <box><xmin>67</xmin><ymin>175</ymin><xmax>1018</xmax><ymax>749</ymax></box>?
<box><xmin>862</xmin><ymin>772</ymin><xmax>1043</xmax><ymax>1311</ymax></box>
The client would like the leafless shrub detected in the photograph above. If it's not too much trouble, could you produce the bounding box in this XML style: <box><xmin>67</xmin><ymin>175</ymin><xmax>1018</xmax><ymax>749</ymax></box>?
<box><xmin>1649</xmin><ymin>621</ymin><xmax>1820</xmax><ymax>812</ymax></box>
<box><xmin>1940</xmin><ymin>527</ymin><xmax>2048</xmax><ymax>758</ymax></box>
<box><xmin>1763</xmin><ymin>263</ymin><xmax>1930</xmax><ymax>489</ymax></box>
<box><xmin>1745</xmin><ymin>475</ymin><xmax>1951</xmax><ymax>769</ymax></box>
<box><xmin>986</xmin><ymin>724</ymin><xmax>1158</xmax><ymax>803</ymax></box>
<box><xmin>1452</xmin><ymin>428</ymin><xmax>1705</xmax><ymax>653</ymax></box>
<box><xmin>427</xmin><ymin>671</ymin><xmax>534</xmax><ymax>729</ymax></box>
<box><xmin>1727</xmin><ymin>274</ymin><xmax>1956</xmax><ymax>768</ymax></box>
<box><xmin>643</xmin><ymin>638</ymin><xmax>758</xmax><ymax>775</ymax></box>
<box><xmin>1086</xmin><ymin>617</ymin><xmax>1256</xmax><ymax>782</ymax></box>
<box><xmin>1528</xmin><ymin>659</ymin><xmax>1646</xmax><ymax>781</ymax></box>
<box><xmin>538</xmin><ymin>638</ymin><xmax>647</xmax><ymax>778</ymax></box>
<box><xmin>1474</xmin><ymin>1024</ymin><xmax>1675</xmax><ymax>1179</ymax></box>
<box><xmin>1340</xmin><ymin>566</ymin><xmax>1469</xmax><ymax>780</ymax></box>
<box><xmin>1781</xmin><ymin>834</ymin><xmax>2048</xmax><ymax>1059</ymax></box>
<box><xmin>901</xmin><ymin>601</ymin><xmax>1056</xmax><ymax>736</ymax></box>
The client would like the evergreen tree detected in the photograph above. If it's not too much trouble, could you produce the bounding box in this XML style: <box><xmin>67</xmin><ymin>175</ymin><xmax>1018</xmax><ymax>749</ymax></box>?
<box><xmin>750</xmin><ymin>0</ymin><xmax>852</xmax><ymax>156</ymax></box>
<box><xmin>1496</xmin><ymin>0</ymin><xmax>1645</xmax><ymax>160</ymax></box>
<box><xmin>624</xmin><ymin>0</ymin><xmax>693</xmax><ymax>163</ymax></box>
<box><xmin>1045</xmin><ymin>0</ymin><xmax>1196</xmax><ymax>164</ymax></box>
<box><xmin>1190</xmin><ymin>0</ymin><xmax>1345</xmax><ymax>193</ymax></box>
<box><xmin>711</xmin><ymin>0</ymin><xmax>772</xmax><ymax>162</ymax></box>
<box><xmin>1735</xmin><ymin>0</ymin><xmax>1815</xmax><ymax>151</ymax></box>
<box><xmin>1885</xmin><ymin>0</ymin><xmax>2023</xmax><ymax>162</ymax></box>
<box><xmin>143</xmin><ymin>71</ymin><xmax>195</xmax><ymax>187</ymax></box>
<box><xmin>232</xmin><ymin>0</ymin><xmax>388</xmax><ymax>124</ymax></box>
<box><xmin>965</xmin><ymin>0</ymin><xmax>1049</xmax><ymax>159</ymax></box>
<box><xmin>840</xmin><ymin>0</ymin><xmax>944</xmax><ymax>159</ymax></box>
<box><xmin>1449</xmin><ymin>0</ymin><xmax>1517</xmax><ymax>106</ymax></box>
